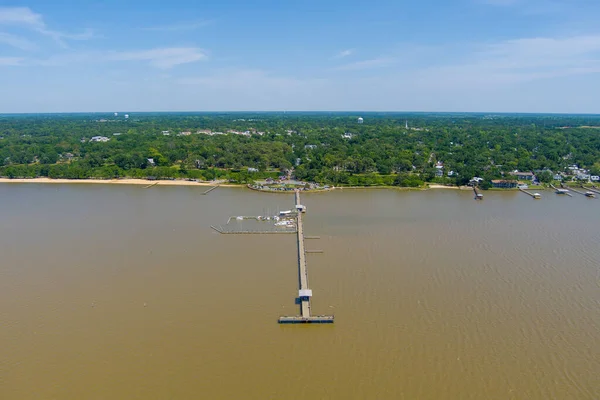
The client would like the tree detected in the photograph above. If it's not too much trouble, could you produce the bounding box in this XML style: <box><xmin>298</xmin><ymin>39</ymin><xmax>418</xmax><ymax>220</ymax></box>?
<box><xmin>537</xmin><ymin>170</ymin><xmax>553</xmax><ymax>183</ymax></box>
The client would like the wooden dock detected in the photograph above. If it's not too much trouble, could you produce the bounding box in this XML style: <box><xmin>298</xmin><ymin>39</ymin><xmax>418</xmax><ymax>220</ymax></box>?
<box><xmin>551</xmin><ymin>184</ymin><xmax>573</xmax><ymax>197</ymax></box>
<box><xmin>473</xmin><ymin>186</ymin><xmax>483</xmax><ymax>200</ymax></box>
<box><xmin>143</xmin><ymin>182</ymin><xmax>159</xmax><ymax>189</ymax></box>
<box><xmin>519</xmin><ymin>187</ymin><xmax>542</xmax><ymax>199</ymax></box>
<box><xmin>210</xmin><ymin>225</ymin><xmax>296</xmax><ymax>234</ymax></box>
<box><xmin>570</xmin><ymin>187</ymin><xmax>597</xmax><ymax>198</ymax></box>
<box><xmin>582</xmin><ymin>186</ymin><xmax>600</xmax><ymax>195</ymax></box>
<box><xmin>202</xmin><ymin>185</ymin><xmax>219</xmax><ymax>195</ymax></box>
<box><xmin>278</xmin><ymin>191</ymin><xmax>334</xmax><ymax>324</ymax></box>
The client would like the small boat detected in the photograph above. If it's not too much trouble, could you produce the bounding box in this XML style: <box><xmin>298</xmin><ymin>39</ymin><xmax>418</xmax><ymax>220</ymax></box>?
<box><xmin>236</xmin><ymin>216</ymin><xmax>244</xmax><ymax>220</ymax></box>
<box><xmin>585</xmin><ymin>191</ymin><xmax>596</xmax><ymax>198</ymax></box>
<box><xmin>274</xmin><ymin>221</ymin><xmax>294</xmax><ymax>227</ymax></box>
<box><xmin>555</xmin><ymin>188</ymin><xmax>569</xmax><ymax>195</ymax></box>
<box><xmin>533</xmin><ymin>193</ymin><xmax>542</xmax><ymax>199</ymax></box>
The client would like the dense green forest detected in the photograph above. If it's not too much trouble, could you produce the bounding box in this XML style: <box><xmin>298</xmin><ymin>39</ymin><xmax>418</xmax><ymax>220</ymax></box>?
<box><xmin>1</xmin><ymin>112</ymin><xmax>599</xmax><ymax>187</ymax></box>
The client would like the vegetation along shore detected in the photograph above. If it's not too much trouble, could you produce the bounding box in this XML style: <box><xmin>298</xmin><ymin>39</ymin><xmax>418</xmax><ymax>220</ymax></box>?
<box><xmin>1</xmin><ymin>112</ymin><xmax>599</xmax><ymax>189</ymax></box>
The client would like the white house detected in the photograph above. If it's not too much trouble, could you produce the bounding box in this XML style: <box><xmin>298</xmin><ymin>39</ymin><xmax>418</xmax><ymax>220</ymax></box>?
<box><xmin>576</xmin><ymin>173</ymin><xmax>590</xmax><ymax>180</ymax></box>
<box><xmin>591</xmin><ymin>176</ymin><xmax>600</xmax><ymax>181</ymax></box>
<box><xmin>89</xmin><ymin>136</ymin><xmax>110</xmax><ymax>142</ymax></box>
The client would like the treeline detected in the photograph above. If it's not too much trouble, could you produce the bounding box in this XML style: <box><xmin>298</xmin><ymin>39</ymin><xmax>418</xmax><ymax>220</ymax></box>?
<box><xmin>0</xmin><ymin>112</ymin><xmax>599</xmax><ymax>186</ymax></box>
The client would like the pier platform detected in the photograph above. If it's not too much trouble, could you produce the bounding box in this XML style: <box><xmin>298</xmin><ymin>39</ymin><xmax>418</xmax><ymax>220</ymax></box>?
<box><xmin>278</xmin><ymin>316</ymin><xmax>334</xmax><ymax>324</ymax></box>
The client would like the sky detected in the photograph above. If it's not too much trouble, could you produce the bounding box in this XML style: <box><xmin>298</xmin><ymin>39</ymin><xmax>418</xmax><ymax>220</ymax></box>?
<box><xmin>1</xmin><ymin>0</ymin><xmax>600</xmax><ymax>113</ymax></box>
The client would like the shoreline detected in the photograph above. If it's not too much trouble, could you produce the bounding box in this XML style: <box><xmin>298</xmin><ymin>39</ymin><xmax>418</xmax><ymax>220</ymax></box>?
<box><xmin>0</xmin><ymin>178</ymin><xmax>478</xmax><ymax>191</ymax></box>
<box><xmin>0</xmin><ymin>178</ymin><xmax>242</xmax><ymax>188</ymax></box>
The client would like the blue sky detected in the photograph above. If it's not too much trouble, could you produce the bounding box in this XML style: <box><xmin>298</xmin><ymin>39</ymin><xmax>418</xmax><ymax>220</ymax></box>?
<box><xmin>1</xmin><ymin>0</ymin><xmax>600</xmax><ymax>113</ymax></box>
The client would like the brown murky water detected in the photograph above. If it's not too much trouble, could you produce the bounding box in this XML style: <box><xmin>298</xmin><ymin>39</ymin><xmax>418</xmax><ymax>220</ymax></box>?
<box><xmin>1</xmin><ymin>184</ymin><xmax>599</xmax><ymax>399</ymax></box>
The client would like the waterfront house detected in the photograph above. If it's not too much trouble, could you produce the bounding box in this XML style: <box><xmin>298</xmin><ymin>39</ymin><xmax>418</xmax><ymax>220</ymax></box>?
<box><xmin>576</xmin><ymin>173</ymin><xmax>590</xmax><ymax>181</ymax></box>
<box><xmin>89</xmin><ymin>136</ymin><xmax>110</xmax><ymax>142</ymax></box>
<box><xmin>491</xmin><ymin>179</ymin><xmax>518</xmax><ymax>189</ymax></box>
<box><xmin>469</xmin><ymin>177</ymin><xmax>484</xmax><ymax>186</ymax></box>
<box><xmin>591</xmin><ymin>176</ymin><xmax>600</xmax><ymax>182</ymax></box>
<box><xmin>509</xmin><ymin>171</ymin><xmax>534</xmax><ymax>181</ymax></box>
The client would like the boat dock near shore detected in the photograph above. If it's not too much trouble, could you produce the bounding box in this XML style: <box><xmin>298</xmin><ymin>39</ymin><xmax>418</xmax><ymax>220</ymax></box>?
<box><xmin>202</xmin><ymin>185</ymin><xmax>219</xmax><ymax>195</ymax></box>
<box><xmin>551</xmin><ymin>184</ymin><xmax>573</xmax><ymax>197</ymax></box>
<box><xmin>519</xmin><ymin>187</ymin><xmax>542</xmax><ymax>199</ymax></box>
<box><xmin>582</xmin><ymin>185</ymin><xmax>600</xmax><ymax>195</ymax></box>
<box><xmin>570</xmin><ymin>187</ymin><xmax>597</xmax><ymax>198</ymax></box>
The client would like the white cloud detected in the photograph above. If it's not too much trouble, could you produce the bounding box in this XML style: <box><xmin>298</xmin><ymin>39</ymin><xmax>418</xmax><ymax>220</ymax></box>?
<box><xmin>0</xmin><ymin>7</ymin><xmax>44</xmax><ymax>27</ymax></box>
<box><xmin>333</xmin><ymin>57</ymin><xmax>394</xmax><ymax>71</ymax></box>
<box><xmin>477</xmin><ymin>0</ymin><xmax>520</xmax><ymax>5</ymax></box>
<box><xmin>176</xmin><ymin>69</ymin><xmax>331</xmax><ymax>109</ymax></box>
<box><xmin>143</xmin><ymin>20</ymin><xmax>214</xmax><ymax>32</ymax></box>
<box><xmin>108</xmin><ymin>47</ymin><xmax>207</xmax><ymax>69</ymax></box>
<box><xmin>0</xmin><ymin>32</ymin><xmax>36</xmax><ymax>50</ymax></box>
<box><xmin>444</xmin><ymin>35</ymin><xmax>600</xmax><ymax>84</ymax></box>
<box><xmin>334</xmin><ymin>49</ymin><xmax>354</xmax><ymax>59</ymax></box>
<box><xmin>0</xmin><ymin>7</ymin><xmax>94</xmax><ymax>47</ymax></box>
<box><xmin>0</xmin><ymin>56</ymin><xmax>23</xmax><ymax>66</ymax></box>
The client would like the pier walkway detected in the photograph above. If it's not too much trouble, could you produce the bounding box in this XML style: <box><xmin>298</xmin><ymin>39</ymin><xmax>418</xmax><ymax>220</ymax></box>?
<box><xmin>519</xmin><ymin>187</ymin><xmax>541</xmax><ymax>199</ymax></box>
<box><xmin>202</xmin><ymin>185</ymin><xmax>219</xmax><ymax>195</ymax></box>
<box><xmin>278</xmin><ymin>191</ymin><xmax>334</xmax><ymax>324</ymax></box>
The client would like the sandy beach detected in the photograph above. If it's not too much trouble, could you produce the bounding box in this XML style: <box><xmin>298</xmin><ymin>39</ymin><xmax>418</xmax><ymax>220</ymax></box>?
<box><xmin>0</xmin><ymin>178</ymin><xmax>241</xmax><ymax>187</ymax></box>
<box><xmin>427</xmin><ymin>184</ymin><xmax>470</xmax><ymax>190</ymax></box>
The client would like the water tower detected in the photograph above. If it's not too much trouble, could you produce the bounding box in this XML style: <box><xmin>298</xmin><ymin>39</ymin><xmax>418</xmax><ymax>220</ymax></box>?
<box><xmin>357</xmin><ymin>117</ymin><xmax>364</xmax><ymax>124</ymax></box>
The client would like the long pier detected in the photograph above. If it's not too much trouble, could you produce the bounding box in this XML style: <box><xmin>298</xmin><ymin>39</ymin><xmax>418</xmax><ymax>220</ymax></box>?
<box><xmin>473</xmin><ymin>186</ymin><xmax>483</xmax><ymax>200</ymax></box>
<box><xmin>582</xmin><ymin>185</ymin><xmax>600</xmax><ymax>195</ymax></box>
<box><xmin>551</xmin><ymin>184</ymin><xmax>573</xmax><ymax>197</ymax></box>
<box><xmin>202</xmin><ymin>185</ymin><xmax>219</xmax><ymax>195</ymax></box>
<box><xmin>519</xmin><ymin>187</ymin><xmax>542</xmax><ymax>199</ymax></box>
<box><xmin>570</xmin><ymin>187</ymin><xmax>597</xmax><ymax>198</ymax></box>
<box><xmin>278</xmin><ymin>191</ymin><xmax>334</xmax><ymax>324</ymax></box>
